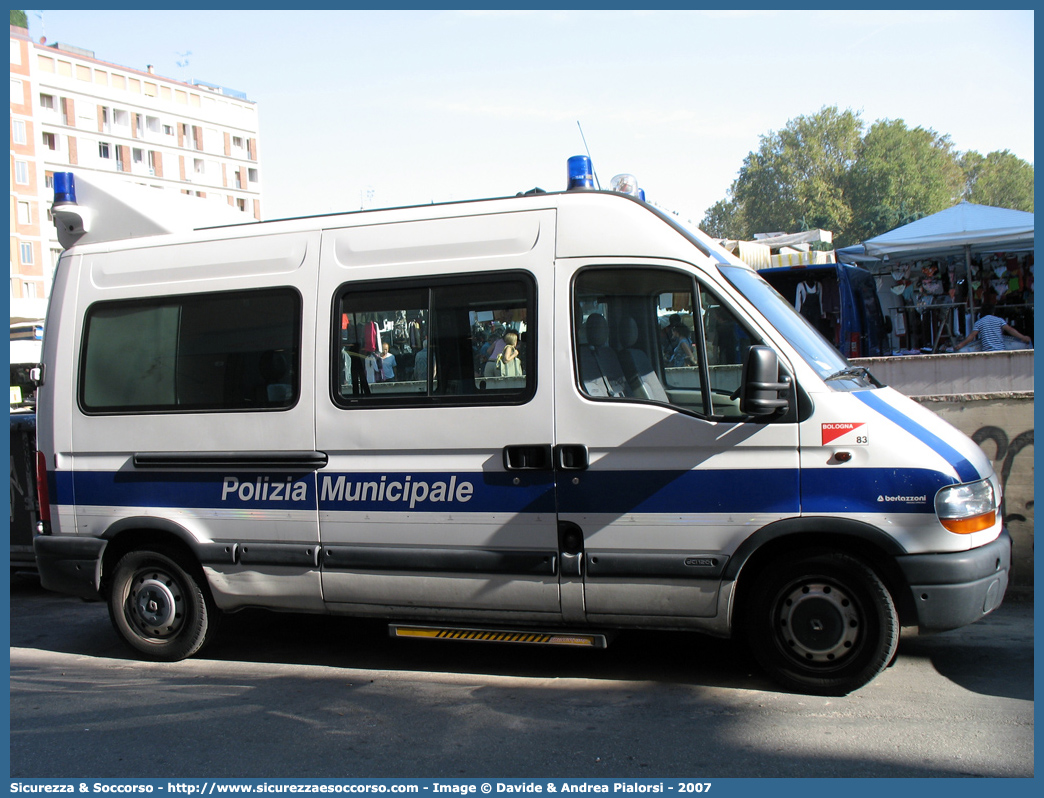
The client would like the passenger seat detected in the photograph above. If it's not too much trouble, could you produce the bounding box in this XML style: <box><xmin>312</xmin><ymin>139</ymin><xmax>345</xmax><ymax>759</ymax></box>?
<box><xmin>578</xmin><ymin>313</ymin><xmax>628</xmax><ymax>398</ymax></box>
<box><xmin>617</xmin><ymin>317</ymin><xmax>669</xmax><ymax>402</ymax></box>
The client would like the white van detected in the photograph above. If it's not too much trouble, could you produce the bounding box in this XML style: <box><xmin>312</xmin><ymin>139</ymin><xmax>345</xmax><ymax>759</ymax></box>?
<box><xmin>34</xmin><ymin>167</ymin><xmax>1009</xmax><ymax>695</ymax></box>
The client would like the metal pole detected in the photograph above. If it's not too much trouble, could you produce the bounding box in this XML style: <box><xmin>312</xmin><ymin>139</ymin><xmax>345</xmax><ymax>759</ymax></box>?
<box><xmin>965</xmin><ymin>244</ymin><xmax>975</xmax><ymax>331</ymax></box>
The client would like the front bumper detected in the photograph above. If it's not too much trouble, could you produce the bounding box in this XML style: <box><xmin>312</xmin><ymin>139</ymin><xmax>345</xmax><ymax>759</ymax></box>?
<box><xmin>34</xmin><ymin>535</ymin><xmax>107</xmax><ymax>600</ymax></box>
<box><xmin>896</xmin><ymin>530</ymin><xmax>1010</xmax><ymax>632</ymax></box>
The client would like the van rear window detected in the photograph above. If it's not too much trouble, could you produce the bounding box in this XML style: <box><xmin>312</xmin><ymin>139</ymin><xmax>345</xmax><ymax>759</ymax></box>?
<box><xmin>80</xmin><ymin>287</ymin><xmax>300</xmax><ymax>413</ymax></box>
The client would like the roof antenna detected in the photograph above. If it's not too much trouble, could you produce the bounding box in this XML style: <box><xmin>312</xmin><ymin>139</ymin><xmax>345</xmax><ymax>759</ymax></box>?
<box><xmin>576</xmin><ymin>121</ymin><xmax>601</xmax><ymax>189</ymax></box>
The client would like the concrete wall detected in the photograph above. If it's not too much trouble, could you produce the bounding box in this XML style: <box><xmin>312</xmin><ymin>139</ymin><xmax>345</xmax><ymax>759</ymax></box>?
<box><xmin>919</xmin><ymin>397</ymin><xmax>1034</xmax><ymax>591</ymax></box>
<box><xmin>852</xmin><ymin>352</ymin><xmax>1034</xmax><ymax>592</ymax></box>
<box><xmin>852</xmin><ymin>350</ymin><xmax>1033</xmax><ymax>398</ymax></box>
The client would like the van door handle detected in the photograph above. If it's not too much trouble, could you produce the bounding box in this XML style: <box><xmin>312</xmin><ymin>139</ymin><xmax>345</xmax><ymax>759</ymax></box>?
<box><xmin>555</xmin><ymin>444</ymin><xmax>589</xmax><ymax>471</ymax></box>
<box><xmin>503</xmin><ymin>444</ymin><xmax>553</xmax><ymax>471</ymax></box>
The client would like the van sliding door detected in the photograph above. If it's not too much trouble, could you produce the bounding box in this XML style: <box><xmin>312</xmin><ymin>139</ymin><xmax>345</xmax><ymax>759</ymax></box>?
<box><xmin>315</xmin><ymin>210</ymin><xmax>563</xmax><ymax>621</ymax></box>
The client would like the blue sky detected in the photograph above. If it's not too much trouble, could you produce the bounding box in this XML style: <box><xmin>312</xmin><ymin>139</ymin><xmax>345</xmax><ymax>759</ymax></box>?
<box><xmin>27</xmin><ymin>9</ymin><xmax>1035</xmax><ymax>226</ymax></box>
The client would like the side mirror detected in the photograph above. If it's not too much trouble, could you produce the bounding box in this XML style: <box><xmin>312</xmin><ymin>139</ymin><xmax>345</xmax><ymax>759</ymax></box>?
<box><xmin>740</xmin><ymin>346</ymin><xmax>790</xmax><ymax>416</ymax></box>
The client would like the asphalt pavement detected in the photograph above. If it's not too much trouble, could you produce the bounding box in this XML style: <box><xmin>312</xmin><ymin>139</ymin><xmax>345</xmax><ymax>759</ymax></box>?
<box><xmin>8</xmin><ymin>572</ymin><xmax>1034</xmax><ymax>779</ymax></box>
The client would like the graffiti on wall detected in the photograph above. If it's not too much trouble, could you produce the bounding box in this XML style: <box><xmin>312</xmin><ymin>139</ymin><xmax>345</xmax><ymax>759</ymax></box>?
<box><xmin>972</xmin><ymin>426</ymin><xmax>1034</xmax><ymax>525</ymax></box>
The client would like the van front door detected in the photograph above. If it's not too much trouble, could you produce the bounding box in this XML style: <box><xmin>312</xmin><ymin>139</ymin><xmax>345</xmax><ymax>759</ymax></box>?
<box><xmin>556</xmin><ymin>262</ymin><xmax>801</xmax><ymax>623</ymax></box>
<box><xmin>315</xmin><ymin>211</ymin><xmax>565</xmax><ymax>622</ymax></box>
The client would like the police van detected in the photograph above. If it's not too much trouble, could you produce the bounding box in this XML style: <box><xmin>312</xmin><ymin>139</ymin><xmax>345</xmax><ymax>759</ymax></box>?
<box><xmin>33</xmin><ymin>162</ymin><xmax>1010</xmax><ymax>695</ymax></box>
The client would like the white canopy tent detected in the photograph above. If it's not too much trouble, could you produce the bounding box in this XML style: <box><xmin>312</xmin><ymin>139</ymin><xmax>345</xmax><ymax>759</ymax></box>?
<box><xmin>837</xmin><ymin>202</ymin><xmax>1034</xmax><ymax>321</ymax></box>
<box><xmin>837</xmin><ymin>201</ymin><xmax>1034</xmax><ymax>262</ymax></box>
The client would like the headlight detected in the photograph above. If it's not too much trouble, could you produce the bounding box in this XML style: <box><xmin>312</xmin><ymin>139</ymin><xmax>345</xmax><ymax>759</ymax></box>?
<box><xmin>935</xmin><ymin>479</ymin><xmax>998</xmax><ymax>534</ymax></box>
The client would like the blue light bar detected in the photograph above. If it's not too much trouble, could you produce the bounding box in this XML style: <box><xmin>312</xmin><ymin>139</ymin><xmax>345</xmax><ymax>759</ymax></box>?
<box><xmin>566</xmin><ymin>155</ymin><xmax>595</xmax><ymax>190</ymax></box>
<box><xmin>53</xmin><ymin>172</ymin><xmax>77</xmax><ymax>204</ymax></box>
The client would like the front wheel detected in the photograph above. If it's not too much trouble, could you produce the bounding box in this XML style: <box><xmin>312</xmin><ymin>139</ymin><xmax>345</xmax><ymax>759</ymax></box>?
<box><xmin>743</xmin><ymin>552</ymin><xmax>898</xmax><ymax>695</ymax></box>
<box><xmin>107</xmin><ymin>548</ymin><xmax>217</xmax><ymax>661</ymax></box>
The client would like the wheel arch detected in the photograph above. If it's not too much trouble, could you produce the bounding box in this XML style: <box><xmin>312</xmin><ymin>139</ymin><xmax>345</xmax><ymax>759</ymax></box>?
<box><xmin>726</xmin><ymin>517</ymin><xmax>917</xmax><ymax>628</ymax></box>
<box><xmin>98</xmin><ymin>517</ymin><xmax>234</xmax><ymax>596</ymax></box>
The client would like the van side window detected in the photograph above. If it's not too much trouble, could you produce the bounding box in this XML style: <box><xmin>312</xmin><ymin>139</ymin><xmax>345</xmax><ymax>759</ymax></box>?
<box><xmin>334</xmin><ymin>272</ymin><xmax>535</xmax><ymax>406</ymax></box>
<box><xmin>574</xmin><ymin>267</ymin><xmax>758</xmax><ymax>419</ymax></box>
<box><xmin>80</xmin><ymin>287</ymin><xmax>300</xmax><ymax>413</ymax></box>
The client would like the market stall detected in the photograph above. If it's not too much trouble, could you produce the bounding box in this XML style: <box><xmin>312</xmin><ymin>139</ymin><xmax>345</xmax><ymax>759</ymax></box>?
<box><xmin>837</xmin><ymin>202</ymin><xmax>1034</xmax><ymax>353</ymax></box>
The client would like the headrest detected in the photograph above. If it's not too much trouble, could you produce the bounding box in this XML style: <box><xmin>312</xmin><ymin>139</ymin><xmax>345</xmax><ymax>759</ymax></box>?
<box><xmin>619</xmin><ymin>317</ymin><xmax>638</xmax><ymax>348</ymax></box>
<box><xmin>585</xmin><ymin>313</ymin><xmax>609</xmax><ymax>348</ymax></box>
<box><xmin>259</xmin><ymin>350</ymin><xmax>289</xmax><ymax>381</ymax></box>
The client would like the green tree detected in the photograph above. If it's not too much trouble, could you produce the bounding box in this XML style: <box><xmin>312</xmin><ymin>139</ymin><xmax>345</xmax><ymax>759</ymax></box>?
<box><xmin>11</xmin><ymin>10</ymin><xmax>28</xmax><ymax>28</ymax></box>
<box><xmin>700</xmin><ymin>197</ymin><xmax>744</xmax><ymax>239</ymax></box>
<box><xmin>704</xmin><ymin>106</ymin><xmax>863</xmax><ymax>242</ymax></box>
<box><xmin>963</xmin><ymin>150</ymin><xmax>1034</xmax><ymax>212</ymax></box>
<box><xmin>844</xmin><ymin>119</ymin><xmax>965</xmax><ymax>243</ymax></box>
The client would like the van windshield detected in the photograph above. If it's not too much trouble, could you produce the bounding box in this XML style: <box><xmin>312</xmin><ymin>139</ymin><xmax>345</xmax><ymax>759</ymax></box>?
<box><xmin>720</xmin><ymin>264</ymin><xmax>874</xmax><ymax>388</ymax></box>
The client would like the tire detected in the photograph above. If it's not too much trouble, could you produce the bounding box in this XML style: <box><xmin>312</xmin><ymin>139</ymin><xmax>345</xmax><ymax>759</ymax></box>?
<box><xmin>743</xmin><ymin>551</ymin><xmax>898</xmax><ymax>696</ymax></box>
<box><xmin>107</xmin><ymin>548</ymin><xmax>217</xmax><ymax>661</ymax></box>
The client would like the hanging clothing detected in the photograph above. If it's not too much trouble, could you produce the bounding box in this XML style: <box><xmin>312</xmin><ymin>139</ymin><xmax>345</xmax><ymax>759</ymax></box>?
<box><xmin>796</xmin><ymin>280</ymin><xmax>822</xmax><ymax>323</ymax></box>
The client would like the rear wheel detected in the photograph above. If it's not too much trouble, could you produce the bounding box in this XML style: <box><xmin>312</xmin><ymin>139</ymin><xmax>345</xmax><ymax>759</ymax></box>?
<box><xmin>107</xmin><ymin>547</ymin><xmax>217</xmax><ymax>661</ymax></box>
<box><xmin>744</xmin><ymin>552</ymin><xmax>898</xmax><ymax>695</ymax></box>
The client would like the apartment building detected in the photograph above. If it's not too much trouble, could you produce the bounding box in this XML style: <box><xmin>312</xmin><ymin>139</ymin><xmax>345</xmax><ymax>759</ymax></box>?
<box><xmin>10</xmin><ymin>23</ymin><xmax>263</xmax><ymax>321</ymax></box>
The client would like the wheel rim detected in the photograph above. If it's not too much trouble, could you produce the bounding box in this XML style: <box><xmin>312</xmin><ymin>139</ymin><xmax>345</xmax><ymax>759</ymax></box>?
<box><xmin>127</xmin><ymin>568</ymin><xmax>184</xmax><ymax>639</ymax></box>
<box><xmin>776</xmin><ymin>580</ymin><xmax>861</xmax><ymax>664</ymax></box>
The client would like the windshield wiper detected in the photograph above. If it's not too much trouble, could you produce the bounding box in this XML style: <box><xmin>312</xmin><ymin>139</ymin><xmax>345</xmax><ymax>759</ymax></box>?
<box><xmin>825</xmin><ymin>366</ymin><xmax>883</xmax><ymax>387</ymax></box>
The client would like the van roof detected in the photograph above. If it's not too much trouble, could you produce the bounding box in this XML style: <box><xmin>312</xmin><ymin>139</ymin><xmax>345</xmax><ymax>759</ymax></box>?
<box><xmin>51</xmin><ymin>174</ymin><xmax>745</xmax><ymax>272</ymax></box>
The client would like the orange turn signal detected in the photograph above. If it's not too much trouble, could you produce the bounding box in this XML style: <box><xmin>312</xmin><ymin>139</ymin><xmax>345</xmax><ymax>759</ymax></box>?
<box><xmin>940</xmin><ymin>511</ymin><xmax>997</xmax><ymax>535</ymax></box>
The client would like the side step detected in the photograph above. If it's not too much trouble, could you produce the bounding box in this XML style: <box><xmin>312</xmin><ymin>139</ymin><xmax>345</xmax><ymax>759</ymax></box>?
<box><xmin>389</xmin><ymin>624</ymin><xmax>609</xmax><ymax>648</ymax></box>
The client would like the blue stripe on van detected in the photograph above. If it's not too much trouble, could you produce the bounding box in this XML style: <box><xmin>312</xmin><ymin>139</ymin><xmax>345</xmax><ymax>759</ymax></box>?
<box><xmin>52</xmin><ymin>465</ymin><xmax>950</xmax><ymax>517</ymax></box>
<box><xmin>801</xmin><ymin>467</ymin><xmax>954</xmax><ymax>514</ymax></box>
<box><xmin>52</xmin><ymin>470</ymin><xmax>559</xmax><ymax>515</ymax></box>
<box><xmin>557</xmin><ymin>468</ymin><xmax>801</xmax><ymax>515</ymax></box>
<box><xmin>853</xmin><ymin>391</ymin><xmax>980</xmax><ymax>483</ymax></box>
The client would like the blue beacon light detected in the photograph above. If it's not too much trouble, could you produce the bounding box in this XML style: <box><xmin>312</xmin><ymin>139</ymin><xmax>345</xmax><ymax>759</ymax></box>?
<box><xmin>53</xmin><ymin>171</ymin><xmax>77</xmax><ymax>204</ymax></box>
<box><xmin>566</xmin><ymin>155</ymin><xmax>595</xmax><ymax>190</ymax></box>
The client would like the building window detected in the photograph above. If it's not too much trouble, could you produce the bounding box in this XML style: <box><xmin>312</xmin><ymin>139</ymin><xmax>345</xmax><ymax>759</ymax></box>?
<box><xmin>11</xmin><ymin>77</ymin><xmax>23</xmax><ymax>98</ymax></box>
<box><xmin>146</xmin><ymin>115</ymin><xmax>161</xmax><ymax>134</ymax></box>
<box><xmin>232</xmin><ymin>136</ymin><xmax>244</xmax><ymax>149</ymax></box>
<box><xmin>39</xmin><ymin>93</ymin><xmax>55</xmax><ymax>110</ymax></box>
<box><xmin>248</xmin><ymin>167</ymin><xmax>259</xmax><ymax>183</ymax></box>
<box><xmin>162</xmin><ymin>124</ymin><xmax>174</xmax><ymax>136</ymax></box>
<box><xmin>14</xmin><ymin>160</ymin><xmax>30</xmax><ymax>184</ymax></box>
<box><xmin>45</xmin><ymin>171</ymin><xmax>54</xmax><ymax>189</ymax></box>
<box><xmin>42</xmin><ymin>131</ymin><xmax>57</xmax><ymax>150</ymax></box>
<box><xmin>98</xmin><ymin>141</ymin><xmax>111</xmax><ymax>159</ymax></box>
<box><xmin>20</xmin><ymin>243</ymin><xmax>33</xmax><ymax>265</ymax></box>
<box><xmin>17</xmin><ymin>201</ymin><xmax>31</xmax><ymax>225</ymax></box>
<box><xmin>132</xmin><ymin>147</ymin><xmax>144</xmax><ymax>165</ymax></box>
<box><xmin>13</xmin><ymin>119</ymin><xmax>27</xmax><ymax>145</ymax></box>
<box><xmin>113</xmin><ymin>108</ymin><xmax>130</xmax><ymax>128</ymax></box>
<box><xmin>25</xmin><ymin>281</ymin><xmax>38</xmax><ymax>300</ymax></box>
<box><xmin>237</xmin><ymin>198</ymin><xmax>246</xmax><ymax>212</ymax></box>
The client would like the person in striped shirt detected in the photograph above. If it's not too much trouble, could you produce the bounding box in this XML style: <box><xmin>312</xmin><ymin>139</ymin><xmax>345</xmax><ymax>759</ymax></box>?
<box><xmin>956</xmin><ymin>303</ymin><xmax>1032</xmax><ymax>351</ymax></box>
